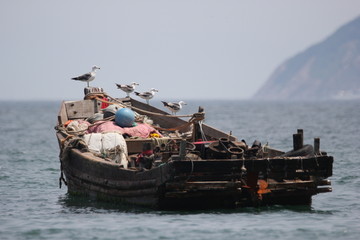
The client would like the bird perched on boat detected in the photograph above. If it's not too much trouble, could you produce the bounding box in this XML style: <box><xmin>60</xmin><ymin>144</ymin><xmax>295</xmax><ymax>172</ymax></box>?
<box><xmin>71</xmin><ymin>65</ymin><xmax>100</xmax><ymax>87</ymax></box>
<box><xmin>115</xmin><ymin>82</ymin><xmax>139</xmax><ymax>97</ymax></box>
<box><xmin>134</xmin><ymin>88</ymin><xmax>158</xmax><ymax>104</ymax></box>
<box><xmin>161</xmin><ymin>101</ymin><xmax>187</xmax><ymax>115</ymax></box>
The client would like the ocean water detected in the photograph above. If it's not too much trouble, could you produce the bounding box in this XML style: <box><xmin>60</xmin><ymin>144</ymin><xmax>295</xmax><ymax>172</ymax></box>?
<box><xmin>0</xmin><ymin>100</ymin><xmax>359</xmax><ymax>240</ymax></box>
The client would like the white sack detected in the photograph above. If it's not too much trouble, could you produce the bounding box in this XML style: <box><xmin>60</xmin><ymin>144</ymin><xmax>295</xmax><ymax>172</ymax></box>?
<box><xmin>83</xmin><ymin>132</ymin><xmax>128</xmax><ymax>169</ymax></box>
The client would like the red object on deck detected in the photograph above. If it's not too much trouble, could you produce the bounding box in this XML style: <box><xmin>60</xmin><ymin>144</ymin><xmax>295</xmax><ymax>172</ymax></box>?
<box><xmin>136</xmin><ymin>150</ymin><xmax>153</xmax><ymax>163</ymax></box>
<box><xmin>101</xmin><ymin>97</ymin><xmax>109</xmax><ymax>109</ymax></box>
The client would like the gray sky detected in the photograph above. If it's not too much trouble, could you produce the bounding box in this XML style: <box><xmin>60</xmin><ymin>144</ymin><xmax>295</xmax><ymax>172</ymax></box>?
<box><xmin>1</xmin><ymin>0</ymin><xmax>360</xmax><ymax>101</ymax></box>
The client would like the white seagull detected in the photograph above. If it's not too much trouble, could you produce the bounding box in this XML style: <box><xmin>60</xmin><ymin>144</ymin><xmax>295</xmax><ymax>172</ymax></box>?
<box><xmin>71</xmin><ymin>65</ymin><xmax>100</xmax><ymax>87</ymax></box>
<box><xmin>134</xmin><ymin>88</ymin><xmax>158</xmax><ymax>104</ymax></box>
<box><xmin>161</xmin><ymin>101</ymin><xmax>187</xmax><ymax>115</ymax></box>
<box><xmin>115</xmin><ymin>82</ymin><xmax>139</xmax><ymax>97</ymax></box>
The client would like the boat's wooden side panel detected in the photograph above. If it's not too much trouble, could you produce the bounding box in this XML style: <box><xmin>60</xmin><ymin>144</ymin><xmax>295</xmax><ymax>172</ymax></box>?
<box><xmin>66</xmin><ymin>149</ymin><xmax>173</xmax><ymax>182</ymax></box>
<box><xmin>57</xmin><ymin>101</ymin><xmax>68</xmax><ymax>125</ymax></box>
<box><xmin>200</xmin><ymin>124</ymin><xmax>237</xmax><ymax>141</ymax></box>
<box><xmin>65</xmin><ymin>100</ymin><xmax>97</xmax><ymax>120</ymax></box>
<box><xmin>169</xmin><ymin>156</ymin><xmax>333</xmax><ymax>181</ymax></box>
<box><xmin>61</xmin><ymin>149</ymin><xmax>174</xmax><ymax>207</ymax></box>
<box><xmin>130</xmin><ymin>98</ymin><xmax>189</xmax><ymax>130</ymax></box>
<box><xmin>60</xmin><ymin>148</ymin><xmax>333</xmax><ymax>209</ymax></box>
<box><xmin>65</xmin><ymin>173</ymin><xmax>160</xmax><ymax>206</ymax></box>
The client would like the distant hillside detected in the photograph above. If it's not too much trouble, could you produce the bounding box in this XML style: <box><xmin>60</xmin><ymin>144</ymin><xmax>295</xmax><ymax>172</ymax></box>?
<box><xmin>253</xmin><ymin>16</ymin><xmax>360</xmax><ymax>100</ymax></box>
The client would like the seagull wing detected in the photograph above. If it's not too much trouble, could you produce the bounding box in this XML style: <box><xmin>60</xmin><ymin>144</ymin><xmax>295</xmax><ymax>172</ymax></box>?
<box><xmin>72</xmin><ymin>73</ymin><xmax>92</xmax><ymax>81</ymax></box>
<box><xmin>162</xmin><ymin>101</ymin><xmax>180</xmax><ymax>111</ymax></box>
<box><xmin>161</xmin><ymin>101</ymin><xmax>170</xmax><ymax>107</ymax></box>
<box><xmin>170</xmin><ymin>102</ymin><xmax>181</xmax><ymax>111</ymax></box>
<box><xmin>125</xmin><ymin>85</ymin><xmax>134</xmax><ymax>91</ymax></box>
<box><xmin>140</xmin><ymin>92</ymin><xmax>151</xmax><ymax>98</ymax></box>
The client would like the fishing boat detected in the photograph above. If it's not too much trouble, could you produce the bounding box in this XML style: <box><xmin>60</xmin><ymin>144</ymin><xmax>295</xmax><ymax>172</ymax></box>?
<box><xmin>55</xmin><ymin>87</ymin><xmax>333</xmax><ymax>209</ymax></box>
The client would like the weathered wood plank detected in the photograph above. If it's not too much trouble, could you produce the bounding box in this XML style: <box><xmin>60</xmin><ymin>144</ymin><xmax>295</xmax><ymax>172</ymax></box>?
<box><xmin>65</xmin><ymin>165</ymin><xmax>157</xmax><ymax>190</ymax></box>
<box><xmin>66</xmin><ymin>173</ymin><xmax>159</xmax><ymax>198</ymax></box>
<box><xmin>166</xmin><ymin>181</ymin><xmax>242</xmax><ymax>191</ymax></box>
<box><xmin>171</xmin><ymin>156</ymin><xmax>333</xmax><ymax>178</ymax></box>
<box><xmin>57</xmin><ymin>101</ymin><xmax>68</xmax><ymax>125</ymax></box>
<box><xmin>131</xmin><ymin>98</ymin><xmax>189</xmax><ymax>130</ymax></box>
<box><xmin>65</xmin><ymin>100</ymin><xmax>96</xmax><ymax>119</ymax></box>
<box><xmin>130</xmin><ymin>98</ymin><xmax>236</xmax><ymax>140</ymax></box>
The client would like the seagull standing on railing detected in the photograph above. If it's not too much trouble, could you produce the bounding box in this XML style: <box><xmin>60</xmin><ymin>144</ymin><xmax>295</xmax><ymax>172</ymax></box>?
<box><xmin>115</xmin><ymin>82</ymin><xmax>139</xmax><ymax>97</ymax></box>
<box><xmin>134</xmin><ymin>88</ymin><xmax>158</xmax><ymax>104</ymax></box>
<box><xmin>71</xmin><ymin>65</ymin><xmax>100</xmax><ymax>87</ymax></box>
<box><xmin>161</xmin><ymin>101</ymin><xmax>187</xmax><ymax>115</ymax></box>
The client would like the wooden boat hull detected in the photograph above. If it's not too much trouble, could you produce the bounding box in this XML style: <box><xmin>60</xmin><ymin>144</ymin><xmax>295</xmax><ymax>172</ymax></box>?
<box><xmin>61</xmin><ymin>148</ymin><xmax>333</xmax><ymax>209</ymax></box>
<box><xmin>62</xmin><ymin>148</ymin><xmax>171</xmax><ymax>207</ymax></box>
<box><xmin>56</xmin><ymin>94</ymin><xmax>333</xmax><ymax>209</ymax></box>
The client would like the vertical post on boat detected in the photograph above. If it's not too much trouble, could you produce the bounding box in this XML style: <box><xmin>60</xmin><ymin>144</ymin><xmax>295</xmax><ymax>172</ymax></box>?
<box><xmin>297</xmin><ymin>129</ymin><xmax>304</xmax><ymax>138</ymax></box>
<box><xmin>191</xmin><ymin>106</ymin><xmax>205</xmax><ymax>142</ymax></box>
<box><xmin>314</xmin><ymin>137</ymin><xmax>320</xmax><ymax>155</ymax></box>
<box><xmin>179</xmin><ymin>140</ymin><xmax>186</xmax><ymax>160</ymax></box>
<box><xmin>192</xmin><ymin>122</ymin><xmax>201</xmax><ymax>142</ymax></box>
<box><xmin>293</xmin><ymin>129</ymin><xmax>303</xmax><ymax>151</ymax></box>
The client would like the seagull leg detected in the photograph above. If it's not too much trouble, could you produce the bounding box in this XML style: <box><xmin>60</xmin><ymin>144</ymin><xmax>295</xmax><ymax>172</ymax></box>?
<box><xmin>146</xmin><ymin>99</ymin><xmax>149</xmax><ymax>105</ymax></box>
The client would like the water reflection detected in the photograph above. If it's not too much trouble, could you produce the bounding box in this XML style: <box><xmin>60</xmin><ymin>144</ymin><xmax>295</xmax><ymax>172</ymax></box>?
<box><xmin>58</xmin><ymin>193</ymin><xmax>153</xmax><ymax>214</ymax></box>
<box><xmin>58</xmin><ymin>193</ymin><xmax>331</xmax><ymax>216</ymax></box>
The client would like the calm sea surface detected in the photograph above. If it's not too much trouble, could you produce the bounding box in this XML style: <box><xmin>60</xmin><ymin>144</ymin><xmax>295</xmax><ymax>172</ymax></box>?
<box><xmin>0</xmin><ymin>100</ymin><xmax>359</xmax><ymax>240</ymax></box>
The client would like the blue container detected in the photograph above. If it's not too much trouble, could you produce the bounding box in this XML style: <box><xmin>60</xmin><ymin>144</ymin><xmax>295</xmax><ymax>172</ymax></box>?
<box><xmin>115</xmin><ymin>108</ymin><xmax>135</xmax><ymax>127</ymax></box>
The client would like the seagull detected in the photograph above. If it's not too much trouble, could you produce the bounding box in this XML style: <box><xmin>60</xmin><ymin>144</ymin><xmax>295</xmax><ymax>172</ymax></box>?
<box><xmin>134</xmin><ymin>88</ymin><xmax>158</xmax><ymax>104</ymax></box>
<box><xmin>115</xmin><ymin>82</ymin><xmax>139</xmax><ymax>97</ymax></box>
<box><xmin>71</xmin><ymin>65</ymin><xmax>100</xmax><ymax>87</ymax></box>
<box><xmin>161</xmin><ymin>101</ymin><xmax>187</xmax><ymax>115</ymax></box>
